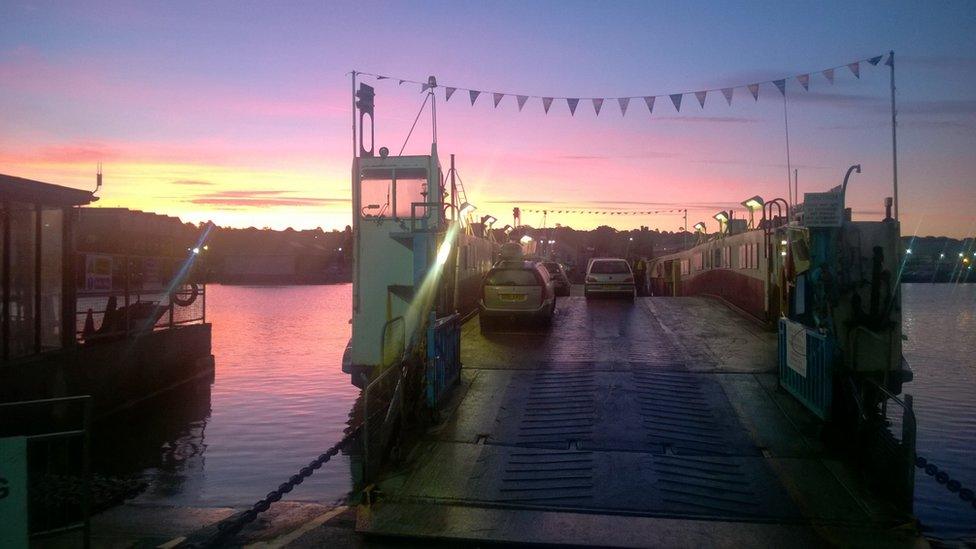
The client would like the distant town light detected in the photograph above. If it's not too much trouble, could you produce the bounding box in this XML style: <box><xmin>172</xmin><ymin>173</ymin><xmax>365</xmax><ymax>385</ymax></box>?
<box><xmin>940</xmin><ymin>253</ymin><xmax>945</xmax><ymax>259</ymax></box>
<box><xmin>960</xmin><ymin>252</ymin><xmax>965</xmax><ymax>258</ymax></box>
<box><xmin>520</xmin><ymin>235</ymin><xmax>533</xmax><ymax>245</ymax></box>
<box><xmin>203</xmin><ymin>244</ymin><xmax>209</xmax><ymax>251</ymax></box>
<box><xmin>192</xmin><ymin>247</ymin><xmax>200</xmax><ymax>255</ymax></box>
<box><xmin>338</xmin><ymin>247</ymin><xmax>343</xmax><ymax>252</ymax></box>
<box><xmin>906</xmin><ymin>248</ymin><xmax>912</xmax><ymax>254</ymax></box>
<box><xmin>780</xmin><ymin>240</ymin><xmax>788</xmax><ymax>246</ymax></box>
<box><xmin>628</xmin><ymin>237</ymin><xmax>634</xmax><ymax>241</ymax></box>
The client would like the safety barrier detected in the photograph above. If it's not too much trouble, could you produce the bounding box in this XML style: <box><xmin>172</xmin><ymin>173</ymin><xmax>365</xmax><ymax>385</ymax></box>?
<box><xmin>778</xmin><ymin>318</ymin><xmax>833</xmax><ymax>419</ymax></box>
<box><xmin>0</xmin><ymin>395</ymin><xmax>92</xmax><ymax>548</ymax></box>
<box><xmin>425</xmin><ymin>311</ymin><xmax>461</xmax><ymax>408</ymax></box>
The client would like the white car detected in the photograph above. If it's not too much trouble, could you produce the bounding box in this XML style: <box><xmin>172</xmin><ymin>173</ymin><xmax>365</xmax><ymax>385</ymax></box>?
<box><xmin>584</xmin><ymin>258</ymin><xmax>635</xmax><ymax>300</ymax></box>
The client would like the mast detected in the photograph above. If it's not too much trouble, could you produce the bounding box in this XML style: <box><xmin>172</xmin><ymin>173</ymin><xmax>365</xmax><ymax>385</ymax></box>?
<box><xmin>351</xmin><ymin>71</ymin><xmax>357</xmax><ymax>158</ymax></box>
<box><xmin>888</xmin><ymin>51</ymin><xmax>899</xmax><ymax>221</ymax></box>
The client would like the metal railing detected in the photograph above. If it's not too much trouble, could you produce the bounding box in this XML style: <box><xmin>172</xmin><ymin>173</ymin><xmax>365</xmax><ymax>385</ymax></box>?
<box><xmin>864</xmin><ymin>378</ymin><xmax>917</xmax><ymax>514</ymax></box>
<box><xmin>425</xmin><ymin>311</ymin><xmax>461</xmax><ymax>408</ymax></box>
<box><xmin>778</xmin><ymin>319</ymin><xmax>834</xmax><ymax>420</ymax></box>
<box><xmin>0</xmin><ymin>395</ymin><xmax>92</xmax><ymax>548</ymax></box>
<box><xmin>74</xmin><ymin>252</ymin><xmax>205</xmax><ymax>342</ymax></box>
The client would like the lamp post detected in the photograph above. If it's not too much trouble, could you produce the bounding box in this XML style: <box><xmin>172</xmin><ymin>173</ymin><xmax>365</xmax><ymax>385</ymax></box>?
<box><xmin>741</xmin><ymin>196</ymin><xmax>764</xmax><ymax>229</ymax></box>
<box><xmin>713</xmin><ymin>211</ymin><xmax>729</xmax><ymax>235</ymax></box>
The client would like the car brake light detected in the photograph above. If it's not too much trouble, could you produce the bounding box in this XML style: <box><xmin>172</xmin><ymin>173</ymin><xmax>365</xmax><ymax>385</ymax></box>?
<box><xmin>586</xmin><ymin>276</ymin><xmax>597</xmax><ymax>283</ymax></box>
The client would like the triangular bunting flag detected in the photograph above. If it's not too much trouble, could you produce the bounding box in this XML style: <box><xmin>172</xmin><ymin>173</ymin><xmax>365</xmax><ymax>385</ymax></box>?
<box><xmin>517</xmin><ymin>95</ymin><xmax>529</xmax><ymax>111</ymax></box>
<box><xmin>670</xmin><ymin>93</ymin><xmax>682</xmax><ymax>112</ymax></box>
<box><xmin>797</xmin><ymin>74</ymin><xmax>810</xmax><ymax>91</ymax></box>
<box><xmin>748</xmin><ymin>83</ymin><xmax>760</xmax><ymax>100</ymax></box>
<box><xmin>567</xmin><ymin>98</ymin><xmax>579</xmax><ymax>116</ymax></box>
<box><xmin>445</xmin><ymin>87</ymin><xmax>456</xmax><ymax>101</ymax></box>
<box><xmin>773</xmin><ymin>79</ymin><xmax>786</xmax><ymax>96</ymax></box>
<box><xmin>493</xmin><ymin>93</ymin><xmax>504</xmax><ymax>108</ymax></box>
<box><xmin>643</xmin><ymin>96</ymin><xmax>655</xmax><ymax>114</ymax></box>
<box><xmin>542</xmin><ymin>97</ymin><xmax>553</xmax><ymax>114</ymax></box>
<box><xmin>618</xmin><ymin>97</ymin><xmax>630</xmax><ymax>116</ymax></box>
<box><xmin>376</xmin><ymin>75</ymin><xmax>389</xmax><ymax>80</ymax></box>
<box><xmin>868</xmin><ymin>55</ymin><xmax>883</xmax><ymax>66</ymax></box>
<box><xmin>885</xmin><ymin>52</ymin><xmax>894</xmax><ymax>67</ymax></box>
<box><xmin>848</xmin><ymin>62</ymin><xmax>860</xmax><ymax>78</ymax></box>
<box><xmin>823</xmin><ymin>68</ymin><xmax>834</xmax><ymax>84</ymax></box>
<box><xmin>695</xmin><ymin>90</ymin><xmax>707</xmax><ymax>108</ymax></box>
<box><xmin>469</xmin><ymin>90</ymin><xmax>481</xmax><ymax>105</ymax></box>
<box><xmin>592</xmin><ymin>98</ymin><xmax>604</xmax><ymax>116</ymax></box>
<box><xmin>398</xmin><ymin>79</ymin><xmax>406</xmax><ymax>86</ymax></box>
<box><xmin>721</xmin><ymin>87</ymin><xmax>733</xmax><ymax>105</ymax></box>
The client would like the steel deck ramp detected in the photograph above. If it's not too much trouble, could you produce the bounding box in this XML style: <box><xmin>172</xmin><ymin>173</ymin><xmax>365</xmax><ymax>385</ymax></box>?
<box><xmin>359</xmin><ymin>297</ymin><xmax>921</xmax><ymax>547</ymax></box>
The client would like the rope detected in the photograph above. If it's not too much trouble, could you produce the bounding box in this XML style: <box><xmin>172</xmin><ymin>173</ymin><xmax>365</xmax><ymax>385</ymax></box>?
<box><xmin>399</xmin><ymin>92</ymin><xmax>432</xmax><ymax>156</ymax></box>
<box><xmin>915</xmin><ymin>455</ymin><xmax>976</xmax><ymax>511</ymax></box>
<box><xmin>185</xmin><ymin>425</ymin><xmax>362</xmax><ymax>547</ymax></box>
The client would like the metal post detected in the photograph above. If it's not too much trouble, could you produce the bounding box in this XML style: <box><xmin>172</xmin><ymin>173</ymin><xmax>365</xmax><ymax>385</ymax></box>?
<box><xmin>2</xmin><ymin>201</ymin><xmax>8</xmax><ymax>360</ymax></box>
<box><xmin>782</xmin><ymin>92</ymin><xmax>793</xmax><ymax>208</ymax></box>
<box><xmin>81</xmin><ymin>396</ymin><xmax>92</xmax><ymax>549</ymax></box>
<box><xmin>352</xmin><ymin>71</ymin><xmax>357</xmax><ymax>158</ymax></box>
<box><xmin>888</xmin><ymin>51</ymin><xmax>899</xmax><ymax>221</ymax></box>
<box><xmin>62</xmin><ymin>207</ymin><xmax>75</xmax><ymax>348</ymax></box>
<box><xmin>35</xmin><ymin>203</ymin><xmax>42</xmax><ymax>353</ymax></box>
<box><xmin>123</xmin><ymin>256</ymin><xmax>130</xmax><ymax>335</ymax></box>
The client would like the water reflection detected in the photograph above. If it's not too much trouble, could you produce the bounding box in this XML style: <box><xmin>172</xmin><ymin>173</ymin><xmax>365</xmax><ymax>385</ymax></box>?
<box><xmin>91</xmin><ymin>284</ymin><xmax>361</xmax><ymax>508</ymax></box>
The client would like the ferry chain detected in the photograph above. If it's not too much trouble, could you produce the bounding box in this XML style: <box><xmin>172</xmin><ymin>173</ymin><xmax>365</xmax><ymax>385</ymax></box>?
<box><xmin>915</xmin><ymin>455</ymin><xmax>976</xmax><ymax>511</ymax></box>
<box><xmin>187</xmin><ymin>425</ymin><xmax>362</xmax><ymax>548</ymax></box>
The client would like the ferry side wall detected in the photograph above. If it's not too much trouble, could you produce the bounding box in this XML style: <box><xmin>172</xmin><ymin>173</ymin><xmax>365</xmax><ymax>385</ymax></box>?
<box><xmin>680</xmin><ymin>269</ymin><xmax>766</xmax><ymax>320</ymax></box>
<box><xmin>0</xmin><ymin>324</ymin><xmax>214</xmax><ymax>418</ymax></box>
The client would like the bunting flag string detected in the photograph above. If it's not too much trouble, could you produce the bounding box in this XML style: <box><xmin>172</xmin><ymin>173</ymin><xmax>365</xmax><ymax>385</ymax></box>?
<box><xmin>358</xmin><ymin>52</ymin><xmax>891</xmax><ymax>119</ymax></box>
<box><xmin>519</xmin><ymin>207</ymin><xmax>689</xmax><ymax>216</ymax></box>
<box><xmin>618</xmin><ymin>97</ymin><xmax>630</xmax><ymax>116</ymax></box>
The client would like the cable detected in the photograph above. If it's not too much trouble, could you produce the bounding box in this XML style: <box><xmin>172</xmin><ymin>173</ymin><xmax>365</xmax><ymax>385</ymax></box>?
<box><xmin>399</xmin><ymin>92</ymin><xmax>432</xmax><ymax>156</ymax></box>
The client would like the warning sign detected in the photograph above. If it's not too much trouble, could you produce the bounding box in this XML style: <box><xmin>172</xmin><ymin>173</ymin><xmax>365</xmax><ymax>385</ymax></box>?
<box><xmin>803</xmin><ymin>192</ymin><xmax>843</xmax><ymax>227</ymax></box>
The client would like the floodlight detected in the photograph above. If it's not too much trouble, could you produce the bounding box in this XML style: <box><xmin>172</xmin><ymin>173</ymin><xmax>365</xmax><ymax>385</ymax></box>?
<box><xmin>693</xmin><ymin>222</ymin><xmax>707</xmax><ymax>232</ymax></box>
<box><xmin>713</xmin><ymin>211</ymin><xmax>729</xmax><ymax>223</ymax></box>
<box><xmin>741</xmin><ymin>196</ymin><xmax>764</xmax><ymax>211</ymax></box>
<box><xmin>459</xmin><ymin>201</ymin><xmax>477</xmax><ymax>216</ymax></box>
<box><xmin>481</xmin><ymin>215</ymin><xmax>497</xmax><ymax>227</ymax></box>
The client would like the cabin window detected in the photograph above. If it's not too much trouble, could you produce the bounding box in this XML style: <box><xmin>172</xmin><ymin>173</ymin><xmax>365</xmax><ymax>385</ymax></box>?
<box><xmin>737</xmin><ymin>243</ymin><xmax>759</xmax><ymax>269</ymax></box>
<box><xmin>360</xmin><ymin>167</ymin><xmax>429</xmax><ymax>219</ymax></box>
<box><xmin>8</xmin><ymin>202</ymin><xmax>36</xmax><ymax>359</ymax></box>
<box><xmin>680</xmin><ymin>259</ymin><xmax>691</xmax><ymax>275</ymax></box>
<box><xmin>360</xmin><ymin>168</ymin><xmax>393</xmax><ymax>218</ymax></box>
<box><xmin>693</xmin><ymin>252</ymin><xmax>703</xmax><ymax>271</ymax></box>
<box><xmin>394</xmin><ymin>167</ymin><xmax>428</xmax><ymax>218</ymax></box>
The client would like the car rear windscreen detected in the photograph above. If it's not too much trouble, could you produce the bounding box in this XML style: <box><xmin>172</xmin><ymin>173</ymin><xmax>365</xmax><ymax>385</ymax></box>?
<box><xmin>590</xmin><ymin>260</ymin><xmax>630</xmax><ymax>274</ymax></box>
<box><xmin>486</xmin><ymin>269</ymin><xmax>539</xmax><ymax>286</ymax></box>
<box><xmin>543</xmin><ymin>263</ymin><xmax>561</xmax><ymax>273</ymax></box>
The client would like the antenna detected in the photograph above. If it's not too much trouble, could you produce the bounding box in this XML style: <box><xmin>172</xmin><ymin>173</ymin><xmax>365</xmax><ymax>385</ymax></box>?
<box><xmin>94</xmin><ymin>163</ymin><xmax>103</xmax><ymax>195</ymax></box>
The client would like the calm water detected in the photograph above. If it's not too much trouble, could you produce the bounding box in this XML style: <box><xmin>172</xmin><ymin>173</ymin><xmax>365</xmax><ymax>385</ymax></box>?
<box><xmin>901</xmin><ymin>283</ymin><xmax>976</xmax><ymax>542</ymax></box>
<box><xmin>94</xmin><ymin>283</ymin><xmax>975</xmax><ymax>541</ymax></box>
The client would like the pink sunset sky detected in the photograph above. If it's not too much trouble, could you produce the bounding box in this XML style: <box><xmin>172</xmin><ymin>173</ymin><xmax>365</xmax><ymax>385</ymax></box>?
<box><xmin>1</xmin><ymin>1</ymin><xmax>974</xmax><ymax>237</ymax></box>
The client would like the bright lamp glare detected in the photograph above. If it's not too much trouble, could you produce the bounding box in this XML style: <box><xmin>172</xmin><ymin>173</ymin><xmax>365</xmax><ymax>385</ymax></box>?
<box><xmin>520</xmin><ymin>235</ymin><xmax>533</xmax><ymax>244</ymax></box>
<box><xmin>713</xmin><ymin>211</ymin><xmax>729</xmax><ymax>223</ymax></box>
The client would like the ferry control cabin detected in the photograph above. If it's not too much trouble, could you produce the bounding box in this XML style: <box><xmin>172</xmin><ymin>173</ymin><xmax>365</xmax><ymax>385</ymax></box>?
<box><xmin>0</xmin><ymin>173</ymin><xmax>214</xmax><ymax>418</ymax></box>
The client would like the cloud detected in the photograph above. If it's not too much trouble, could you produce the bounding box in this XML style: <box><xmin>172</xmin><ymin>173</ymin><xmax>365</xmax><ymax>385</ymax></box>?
<box><xmin>654</xmin><ymin>116</ymin><xmax>759</xmax><ymax>124</ymax></box>
<box><xmin>188</xmin><ymin>197</ymin><xmax>347</xmax><ymax>207</ymax></box>
<box><xmin>186</xmin><ymin>189</ymin><xmax>349</xmax><ymax>208</ymax></box>
<box><xmin>172</xmin><ymin>179</ymin><xmax>214</xmax><ymax>186</ymax></box>
<box><xmin>556</xmin><ymin>151</ymin><xmax>677</xmax><ymax>160</ymax></box>
<box><xmin>900</xmin><ymin>56</ymin><xmax>976</xmax><ymax>71</ymax></box>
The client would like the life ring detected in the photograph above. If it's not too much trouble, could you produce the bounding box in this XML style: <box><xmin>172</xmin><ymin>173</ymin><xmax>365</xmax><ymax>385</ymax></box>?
<box><xmin>172</xmin><ymin>283</ymin><xmax>199</xmax><ymax>307</ymax></box>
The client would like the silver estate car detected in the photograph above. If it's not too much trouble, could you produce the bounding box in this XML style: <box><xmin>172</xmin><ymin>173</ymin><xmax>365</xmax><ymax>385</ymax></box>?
<box><xmin>584</xmin><ymin>258</ymin><xmax>635</xmax><ymax>299</ymax></box>
<box><xmin>480</xmin><ymin>260</ymin><xmax>556</xmax><ymax>332</ymax></box>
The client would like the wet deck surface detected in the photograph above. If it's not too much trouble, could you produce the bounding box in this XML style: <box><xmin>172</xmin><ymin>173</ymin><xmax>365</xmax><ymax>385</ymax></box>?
<box><xmin>361</xmin><ymin>296</ymin><xmax>923</xmax><ymax>547</ymax></box>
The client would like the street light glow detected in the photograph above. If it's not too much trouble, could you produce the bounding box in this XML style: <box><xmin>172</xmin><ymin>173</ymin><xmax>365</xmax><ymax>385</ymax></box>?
<box><xmin>741</xmin><ymin>196</ymin><xmax>764</xmax><ymax>211</ymax></box>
